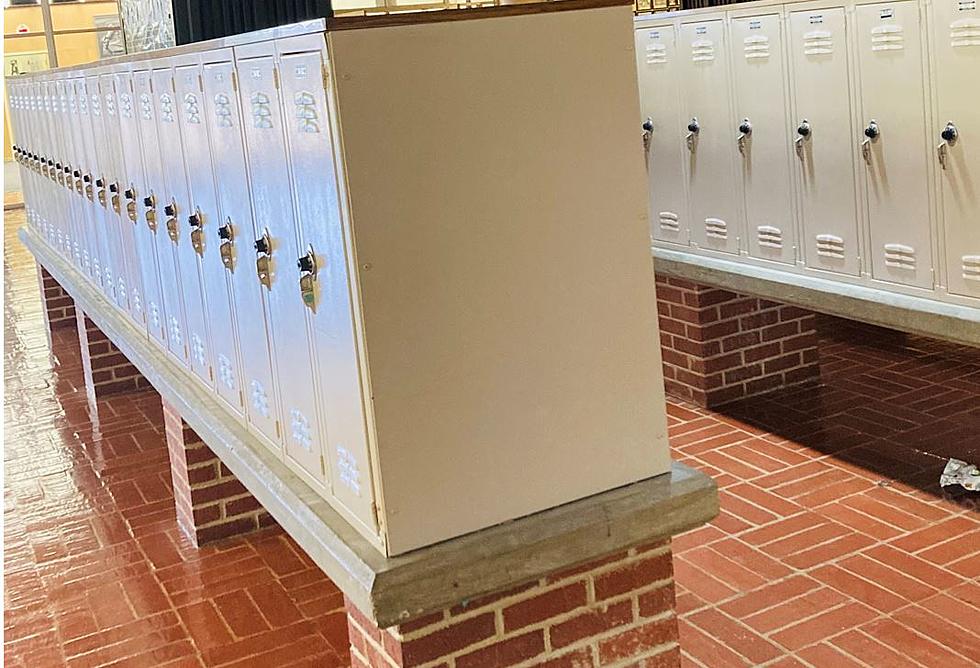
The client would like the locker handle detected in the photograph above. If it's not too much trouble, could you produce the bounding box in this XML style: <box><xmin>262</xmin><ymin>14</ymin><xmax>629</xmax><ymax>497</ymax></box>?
<box><xmin>737</xmin><ymin>119</ymin><xmax>752</xmax><ymax>155</ymax></box>
<box><xmin>297</xmin><ymin>245</ymin><xmax>318</xmax><ymax>310</ymax></box>
<box><xmin>218</xmin><ymin>220</ymin><xmax>235</xmax><ymax>272</ymax></box>
<box><xmin>937</xmin><ymin>121</ymin><xmax>958</xmax><ymax>171</ymax></box>
<box><xmin>795</xmin><ymin>120</ymin><xmax>811</xmax><ymax>160</ymax></box>
<box><xmin>642</xmin><ymin>118</ymin><xmax>654</xmax><ymax>153</ymax></box>
<box><xmin>254</xmin><ymin>229</ymin><xmax>273</xmax><ymax>290</ymax></box>
<box><xmin>686</xmin><ymin>117</ymin><xmax>699</xmax><ymax>152</ymax></box>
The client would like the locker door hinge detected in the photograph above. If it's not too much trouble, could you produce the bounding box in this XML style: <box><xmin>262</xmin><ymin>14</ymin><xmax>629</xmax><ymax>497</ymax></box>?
<box><xmin>273</xmin><ymin>66</ymin><xmax>280</xmax><ymax>90</ymax></box>
<box><xmin>170</xmin><ymin>76</ymin><xmax>176</xmax><ymax>92</ymax></box>
<box><xmin>275</xmin><ymin>420</ymin><xmax>281</xmax><ymax>438</ymax></box>
<box><xmin>231</xmin><ymin>70</ymin><xmax>238</xmax><ymax>92</ymax></box>
<box><xmin>320</xmin><ymin>454</ymin><xmax>326</xmax><ymax>475</ymax></box>
<box><xmin>321</xmin><ymin>64</ymin><xmax>330</xmax><ymax>91</ymax></box>
<box><xmin>208</xmin><ymin>366</ymin><xmax>214</xmax><ymax>382</ymax></box>
<box><xmin>239</xmin><ymin>389</ymin><xmax>245</xmax><ymax>407</ymax></box>
<box><xmin>198</xmin><ymin>74</ymin><xmax>204</xmax><ymax>92</ymax></box>
<box><xmin>371</xmin><ymin>502</ymin><xmax>382</xmax><ymax>530</ymax></box>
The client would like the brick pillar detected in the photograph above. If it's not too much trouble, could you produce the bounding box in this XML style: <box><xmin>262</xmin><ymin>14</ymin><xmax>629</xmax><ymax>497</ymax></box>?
<box><xmin>346</xmin><ymin>541</ymin><xmax>679</xmax><ymax>667</ymax></box>
<box><xmin>37</xmin><ymin>264</ymin><xmax>76</xmax><ymax>332</ymax></box>
<box><xmin>163</xmin><ymin>399</ymin><xmax>276</xmax><ymax>546</ymax></box>
<box><xmin>76</xmin><ymin>309</ymin><xmax>151</xmax><ymax>399</ymax></box>
<box><xmin>655</xmin><ymin>276</ymin><xmax>819</xmax><ymax>408</ymax></box>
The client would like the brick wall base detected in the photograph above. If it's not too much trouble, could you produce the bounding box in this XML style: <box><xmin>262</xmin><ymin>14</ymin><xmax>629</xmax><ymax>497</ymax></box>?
<box><xmin>76</xmin><ymin>309</ymin><xmax>151</xmax><ymax>399</ymax></box>
<box><xmin>346</xmin><ymin>540</ymin><xmax>678</xmax><ymax>667</ymax></box>
<box><xmin>655</xmin><ymin>276</ymin><xmax>819</xmax><ymax>408</ymax></box>
<box><xmin>37</xmin><ymin>264</ymin><xmax>76</xmax><ymax>331</ymax></box>
<box><xmin>163</xmin><ymin>399</ymin><xmax>275</xmax><ymax>546</ymax></box>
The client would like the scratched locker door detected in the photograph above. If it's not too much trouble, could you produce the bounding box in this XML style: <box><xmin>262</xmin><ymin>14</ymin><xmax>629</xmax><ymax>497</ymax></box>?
<box><xmin>153</xmin><ymin>63</ymin><xmax>213</xmax><ymax>384</ymax></box>
<box><xmin>135</xmin><ymin>67</ymin><xmax>186</xmax><ymax>359</ymax></box>
<box><xmin>201</xmin><ymin>56</ymin><xmax>281</xmax><ymax>446</ymax></box>
<box><xmin>175</xmin><ymin>58</ymin><xmax>243</xmax><ymax>411</ymax></box>
<box><xmin>279</xmin><ymin>42</ymin><xmax>378</xmax><ymax>532</ymax></box>
<box><xmin>235</xmin><ymin>45</ymin><xmax>327</xmax><ymax>487</ymax></box>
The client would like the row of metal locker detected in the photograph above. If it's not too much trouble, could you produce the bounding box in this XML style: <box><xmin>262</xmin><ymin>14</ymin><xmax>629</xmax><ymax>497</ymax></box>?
<box><xmin>8</xmin><ymin>33</ymin><xmax>380</xmax><ymax>540</ymax></box>
<box><xmin>635</xmin><ymin>0</ymin><xmax>980</xmax><ymax>305</ymax></box>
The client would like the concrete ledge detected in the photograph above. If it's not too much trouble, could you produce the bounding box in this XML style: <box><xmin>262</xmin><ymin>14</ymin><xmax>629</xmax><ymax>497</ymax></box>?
<box><xmin>653</xmin><ymin>246</ymin><xmax>980</xmax><ymax>347</ymax></box>
<box><xmin>21</xmin><ymin>226</ymin><xmax>718</xmax><ymax>628</ymax></box>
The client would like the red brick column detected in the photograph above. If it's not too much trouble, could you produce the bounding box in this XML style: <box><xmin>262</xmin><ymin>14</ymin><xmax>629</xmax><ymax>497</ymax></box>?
<box><xmin>655</xmin><ymin>276</ymin><xmax>818</xmax><ymax>408</ymax></box>
<box><xmin>76</xmin><ymin>309</ymin><xmax>151</xmax><ymax>399</ymax></box>
<box><xmin>37</xmin><ymin>264</ymin><xmax>76</xmax><ymax>331</ymax></box>
<box><xmin>163</xmin><ymin>399</ymin><xmax>276</xmax><ymax>546</ymax></box>
<box><xmin>346</xmin><ymin>541</ymin><xmax>679</xmax><ymax>667</ymax></box>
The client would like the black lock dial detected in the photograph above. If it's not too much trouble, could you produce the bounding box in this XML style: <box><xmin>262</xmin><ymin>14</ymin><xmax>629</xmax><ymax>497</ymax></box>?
<box><xmin>941</xmin><ymin>124</ymin><xmax>957</xmax><ymax>142</ymax></box>
<box><xmin>797</xmin><ymin>123</ymin><xmax>811</xmax><ymax>137</ymax></box>
<box><xmin>739</xmin><ymin>120</ymin><xmax>752</xmax><ymax>135</ymax></box>
<box><xmin>254</xmin><ymin>237</ymin><xmax>269</xmax><ymax>254</ymax></box>
<box><xmin>864</xmin><ymin>124</ymin><xmax>879</xmax><ymax>139</ymax></box>
<box><xmin>642</xmin><ymin>119</ymin><xmax>654</xmax><ymax>133</ymax></box>
<box><xmin>95</xmin><ymin>178</ymin><xmax>105</xmax><ymax>188</ymax></box>
<box><xmin>163</xmin><ymin>203</ymin><xmax>176</xmax><ymax>217</ymax></box>
<box><xmin>297</xmin><ymin>255</ymin><xmax>315</xmax><ymax>273</ymax></box>
<box><xmin>188</xmin><ymin>213</ymin><xmax>202</xmax><ymax>228</ymax></box>
<box><xmin>83</xmin><ymin>174</ymin><xmax>91</xmax><ymax>183</ymax></box>
<box><xmin>687</xmin><ymin>119</ymin><xmax>700</xmax><ymax>133</ymax></box>
<box><xmin>124</xmin><ymin>188</ymin><xmax>136</xmax><ymax>199</ymax></box>
<box><xmin>143</xmin><ymin>196</ymin><xmax>154</xmax><ymax>207</ymax></box>
<box><xmin>109</xmin><ymin>183</ymin><xmax>118</xmax><ymax>193</ymax></box>
<box><xmin>217</xmin><ymin>224</ymin><xmax>233</xmax><ymax>241</ymax></box>
<box><xmin>73</xmin><ymin>170</ymin><xmax>81</xmax><ymax>178</ymax></box>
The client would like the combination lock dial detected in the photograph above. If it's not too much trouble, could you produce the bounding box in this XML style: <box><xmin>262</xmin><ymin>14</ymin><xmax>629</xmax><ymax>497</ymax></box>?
<box><xmin>109</xmin><ymin>183</ymin><xmax>118</xmax><ymax>193</ymax></box>
<box><xmin>188</xmin><ymin>213</ymin><xmax>202</xmax><ymax>228</ymax></box>
<box><xmin>124</xmin><ymin>188</ymin><xmax>136</xmax><ymax>199</ymax></box>
<box><xmin>143</xmin><ymin>195</ymin><xmax>154</xmax><ymax>208</ymax></box>
<box><xmin>254</xmin><ymin>237</ymin><xmax>270</xmax><ymax>254</ymax></box>
<box><xmin>217</xmin><ymin>223</ymin><xmax>233</xmax><ymax>241</ymax></box>
<box><xmin>163</xmin><ymin>203</ymin><xmax>177</xmax><ymax>217</ymax></box>
<box><xmin>797</xmin><ymin>121</ymin><xmax>811</xmax><ymax>137</ymax></box>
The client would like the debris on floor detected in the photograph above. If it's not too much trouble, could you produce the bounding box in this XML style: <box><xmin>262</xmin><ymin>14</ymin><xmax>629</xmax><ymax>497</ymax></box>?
<box><xmin>940</xmin><ymin>458</ymin><xmax>980</xmax><ymax>492</ymax></box>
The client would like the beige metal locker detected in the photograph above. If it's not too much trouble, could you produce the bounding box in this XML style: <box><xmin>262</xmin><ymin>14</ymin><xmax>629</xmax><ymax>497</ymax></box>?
<box><xmin>635</xmin><ymin>23</ymin><xmax>690</xmax><ymax>246</ymax></box>
<box><xmin>932</xmin><ymin>0</ymin><xmax>980</xmax><ymax>300</ymax></box>
<box><xmin>200</xmin><ymin>56</ymin><xmax>282</xmax><ymax>448</ymax></box>
<box><xmin>855</xmin><ymin>1</ymin><xmax>934</xmax><ymax>289</ymax></box>
<box><xmin>789</xmin><ymin>6</ymin><xmax>862</xmax><ymax>275</ymax></box>
<box><xmin>679</xmin><ymin>18</ymin><xmax>741</xmax><ymax>255</ymax></box>
<box><xmin>731</xmin><ymin>12</ymin><xmax>798</xmax><ymax>265</ymax></box>
<box><xmin>234</xmin><ymin>43</ymin><xmax>327</xmax><ymax>488</ymax></box>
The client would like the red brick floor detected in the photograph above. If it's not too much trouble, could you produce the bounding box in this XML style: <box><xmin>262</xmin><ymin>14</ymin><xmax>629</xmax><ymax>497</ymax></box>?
<box><xmin>4</xmin><ymin>206</ymin><xmax>980</xmax><ymax>667</ymax></box>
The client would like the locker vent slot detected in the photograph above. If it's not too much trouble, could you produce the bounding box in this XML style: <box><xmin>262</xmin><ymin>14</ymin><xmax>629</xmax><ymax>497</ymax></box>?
<box><xmin>289</xmin><ymin>409</ymin><xmax>313</xmax><ymax>452</ymax></box>
<box><xmin>214</xmin><ymin>94</ymin><xmax>233</xmax><ymax>128</ymax></box>
<box><xmin>294</xmin><ymin>92</ymin><xmax>320</xmax><ymax>134</ymax></box>
<box><xmin>79</xmin><ymin>93</ymin><xmax>88</xmax><ymax>115</ymax></box>
<box><xmin>659</xmin><ymin>211</ymin><xmax>680</xmax><ymax>232</ymax></box>
<box><xmin>191</xmin><ymin>334</ymin><xmax>206</xmax><ymax>367</ymax></box>
<box><xmin>757</xmin><ymin>225</ymin><xmax>783</xmax><ymax>249</ymax></box>
<box><xmin>815</xmin><ymin>234</ymin><xmax>846</xmax><ymax>259</ymax></box>
<box><xmin>950</xmin><ymin>19</ymin><xmax>980</xmax><ymax>48</ymax></box>
<box><xmin>160</xmin><ymin>93</ymin><xmax>175</xmax><ymax>122</ymax></box>
<box><xmin>963</xmin><ymin>255</ymin><xmax>980</xmax><ymax>281</ymax></box>
<box><xmin>645</xmin><ymin>43</ymin><xmax>668</xmax><ymax>65</ymax></box>
<box><xmin>337</xmin><ymin>445</ymin><xmax>362</xmax><ymax>495</ymax></box>
<box><xmin>105</xmin><ymin>93</ymin><xmax>116</xmax><ymax>116</ymax></box>
<box><xmin>139</xmin><ymin>93</ymin><xmax>152</xmax><ymax>121</ymax></box>
<box><xmin>120</xmin><ymin>93</ymin><xmax>133</xmax><ymax>119</ymax></box>
<box><xmin>91</xmin><ymin>93</ymin><xmax>101</xmax><ymax>117</ymax></box>
<box><xmin>691</xmin><ymin>39</ymin><xmax>715</xmax><ymax>62</ymax></box>
<box><xmin>744</xmin><ymin>35</ymin><xmax>770</xmax><ymax>59</ymax></box>
<box><xmin>250</xmin><ymin>380</ymin><xmax>270</xmax><ymax>418</ymax></box>
<box><xmin>883</xmin><ymin>243</ymin><xmax>916</xmax><ymax>270</ymax></box>
<box><xmin>871</xmin><ymin>24</ymin><xmax>904</xmax><ymax>51</ymax></box>
<box><xmin>803</xmin><ymin>30</ymin><xmax>834</xmax><ymax>55</ymax></box>
<box><xmin>217</xmin><ymin>354</ymin><xmax>236</xmax><ymax>390</ymax></box>
<box><xmin>132</xmin><ymin>290</ymin><xmax>142</xmax><ymax>317</ymax></box>
<box><xmin>117</xmin><ymin>278</ymin><xmax>127</xmax><ymax>304</ymax></box>
<box><xmin>168</xmin><ymin>316</ymin><xmax>183</xmax><ymax>347</ymax></box>
<box><xmin>251</xmin><ymin>92</ymin><xmax>273</xmax><ymax>129</ymax></box>
<box><xmin>183</xmin><ymin>93</ymin><xmax>201</xmax><ymax>124</ymax></box>
<box><xmin>705</xmin><ymin>218</ymin><xmax>728</xmax><ymax>240</ymax></box>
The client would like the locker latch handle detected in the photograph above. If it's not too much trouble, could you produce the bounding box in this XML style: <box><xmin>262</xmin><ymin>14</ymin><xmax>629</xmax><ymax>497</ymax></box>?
<box><xmin>737</xmin><ymin>118</ymin><xmax>752</xmax><ymax>155</ymax></box>
<box><xmin>686</xmin><ymin>117</ymin><xmax>699</xmax><ymax>152</ymax></box>
<box><xmin>255</xmin><ymin>230</ymin><xmax>273</xmax><ymax>290</ymax></box>
<box><xmin>795</xmin><ymin>120</ymin><xmax>811</xmax><ymax>160</ymax></box>
<box><xmin>218</xmin><ymin>219</ymin><xmax>235</xmax><ymax>272</ymax></box>
<box><xmin>297</xmin><ymin>245</ymin><xmax>318</xmax><ymax>310</ymax></box>
<box><xmin>165</xmin><ymin>201</ymin><xmax>179</xmax><ymax>243</ymax></box>
<box><xmin>861</xmin><ymin>120</ymin><xmax>879</xmax><ymax>165</ymax></box>
<box><xmin>937</xmin><ymin>121</ymin><xmax>958</xmax><ymax>170</ymax></box>
<box><xmin>189</xmin><ymin>210</ymin><xmax>205</xmax><ymax>257</ymax></box>
<box><xmin>642</xmin><ymin>118</ymin><xmax>654</xmax><ymax>153</ymax></box>
<box><xmin>143</xmin><ymin>194</ymin><xmax>158</xmax><ymax>232</ymax></box>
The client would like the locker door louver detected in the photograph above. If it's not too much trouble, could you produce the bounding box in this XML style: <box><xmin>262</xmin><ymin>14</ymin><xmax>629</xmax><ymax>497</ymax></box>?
<box><xmin>871</xmin><ymin>24</ymin><xmax>904</xmax><ymax>51</ymax></box>
<box><xmin>803</xmin><ymin>30</ymin><xmax>834</xmax><ymax>55</ymax></box>
<box><xmin>645</xmin><ymin>43</ymin><xmax>668</xmax><ymax>65</ymax></box>
<box><xmin>963</xmin><ymin>255</ymin><xmax>980</xmax><ymax>281</ymax></box>
<box><xmin>950</xmin><ymin>18</ymin><xmax>980</xmax><ymax>48</ymax></box>
<box><xmin>659</xmin><ymin>211</ymin><xmax>680</xmax><ymax>231</ymax></box>
<box><xmin>757</xmin><ymin>225</ymin><xmax>783</xmax><ymax>249</ymax></box>
<box><xmin>705</xmin><ymin>218</ymin><xmax>728</xmax><ymax>239</ymax></box>
<box><xmin>744</xmin><ymin>35</ymin><xmax>771</xmax><ymax>60</ymax></box>
<box><xmin>815</xmin><ymin>234</ymin><xmax>846</xmax><ymax>258</ymax></box>
<box><xmin>692</xmin><ymin>39</ymin><xmax>715</xmax><ymax>62</ymax></box>
<box><xmin>884</xmin><ymin>243</ymin><xmax>916</xmax><ymax>270</ymax></box>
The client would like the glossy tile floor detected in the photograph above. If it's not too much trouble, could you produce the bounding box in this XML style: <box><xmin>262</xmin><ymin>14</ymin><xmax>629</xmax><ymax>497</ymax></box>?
<box><xmin>4</xmin><ymin>206</ymin><xmax>979</xmax><ymax>667</ymax></box>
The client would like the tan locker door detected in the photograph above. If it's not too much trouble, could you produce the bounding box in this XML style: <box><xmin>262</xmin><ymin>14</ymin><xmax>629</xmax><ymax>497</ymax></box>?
<box><xmin>679</xmin><ymin>19</ymin><xmax>741</xmax><ymax>255</ymax></box>
<box><xmin>234</xmin><ymin>49</ymin><xmax>327</xmax><ymax>486</ymax></box>
<box><xmin>731</xmin><ymin>13</ymin><xmax>797</xmax><ymax>265</ymax></box>
<box><xmin>635</xmin><ymin>24</ymin><xmax>689</xmax><ymax>246</ymax></box>
<box><xmin>855</xmin><ymin>1</ymin><xmax>934</xmax><ymax>289</ymax></box>
<box><xmin>789</xmin><ymin>7</ymin><xmax>862</xmax><ymax>275</ymax></box>
<box><xmin>278</xmin><ymin>44</ymin><xmax>378</xmax><ymax>533</ymax></box>
<box><xmin>933</xmin><ymin>0</ymin><xmax>980</xmax><ymax>299</ymax></box>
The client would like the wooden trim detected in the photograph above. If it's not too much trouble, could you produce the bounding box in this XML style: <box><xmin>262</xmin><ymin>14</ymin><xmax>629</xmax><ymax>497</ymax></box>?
<box><xmin>327</xmin><ymin>0</ymin><xmax>634</xmax><ymax>31</ymax></box>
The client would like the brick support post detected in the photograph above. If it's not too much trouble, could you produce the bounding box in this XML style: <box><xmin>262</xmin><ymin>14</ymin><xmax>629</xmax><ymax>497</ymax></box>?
<box><xmin>37</xmin><ymin>264</ymin><xmax>76</xmax><ymax>332</ymax></box>
<box><xmin>76</xmin><ymin>309</ymin><xmax>151</xmax><ymax>399</ymax></box>
<box><xmin>655</xmin><ymin>276</ymin><xmax>819</xmax><ymax>408</ymax></box>
<box><xmin>163</xmin><ymin>398</ymin><xmax>275</xmax><ymax>546</ymax></box>
<box><xmin>346</xmin><ymin>540</ymin><xmax>679</xmax><ymax>667</ymax></box>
